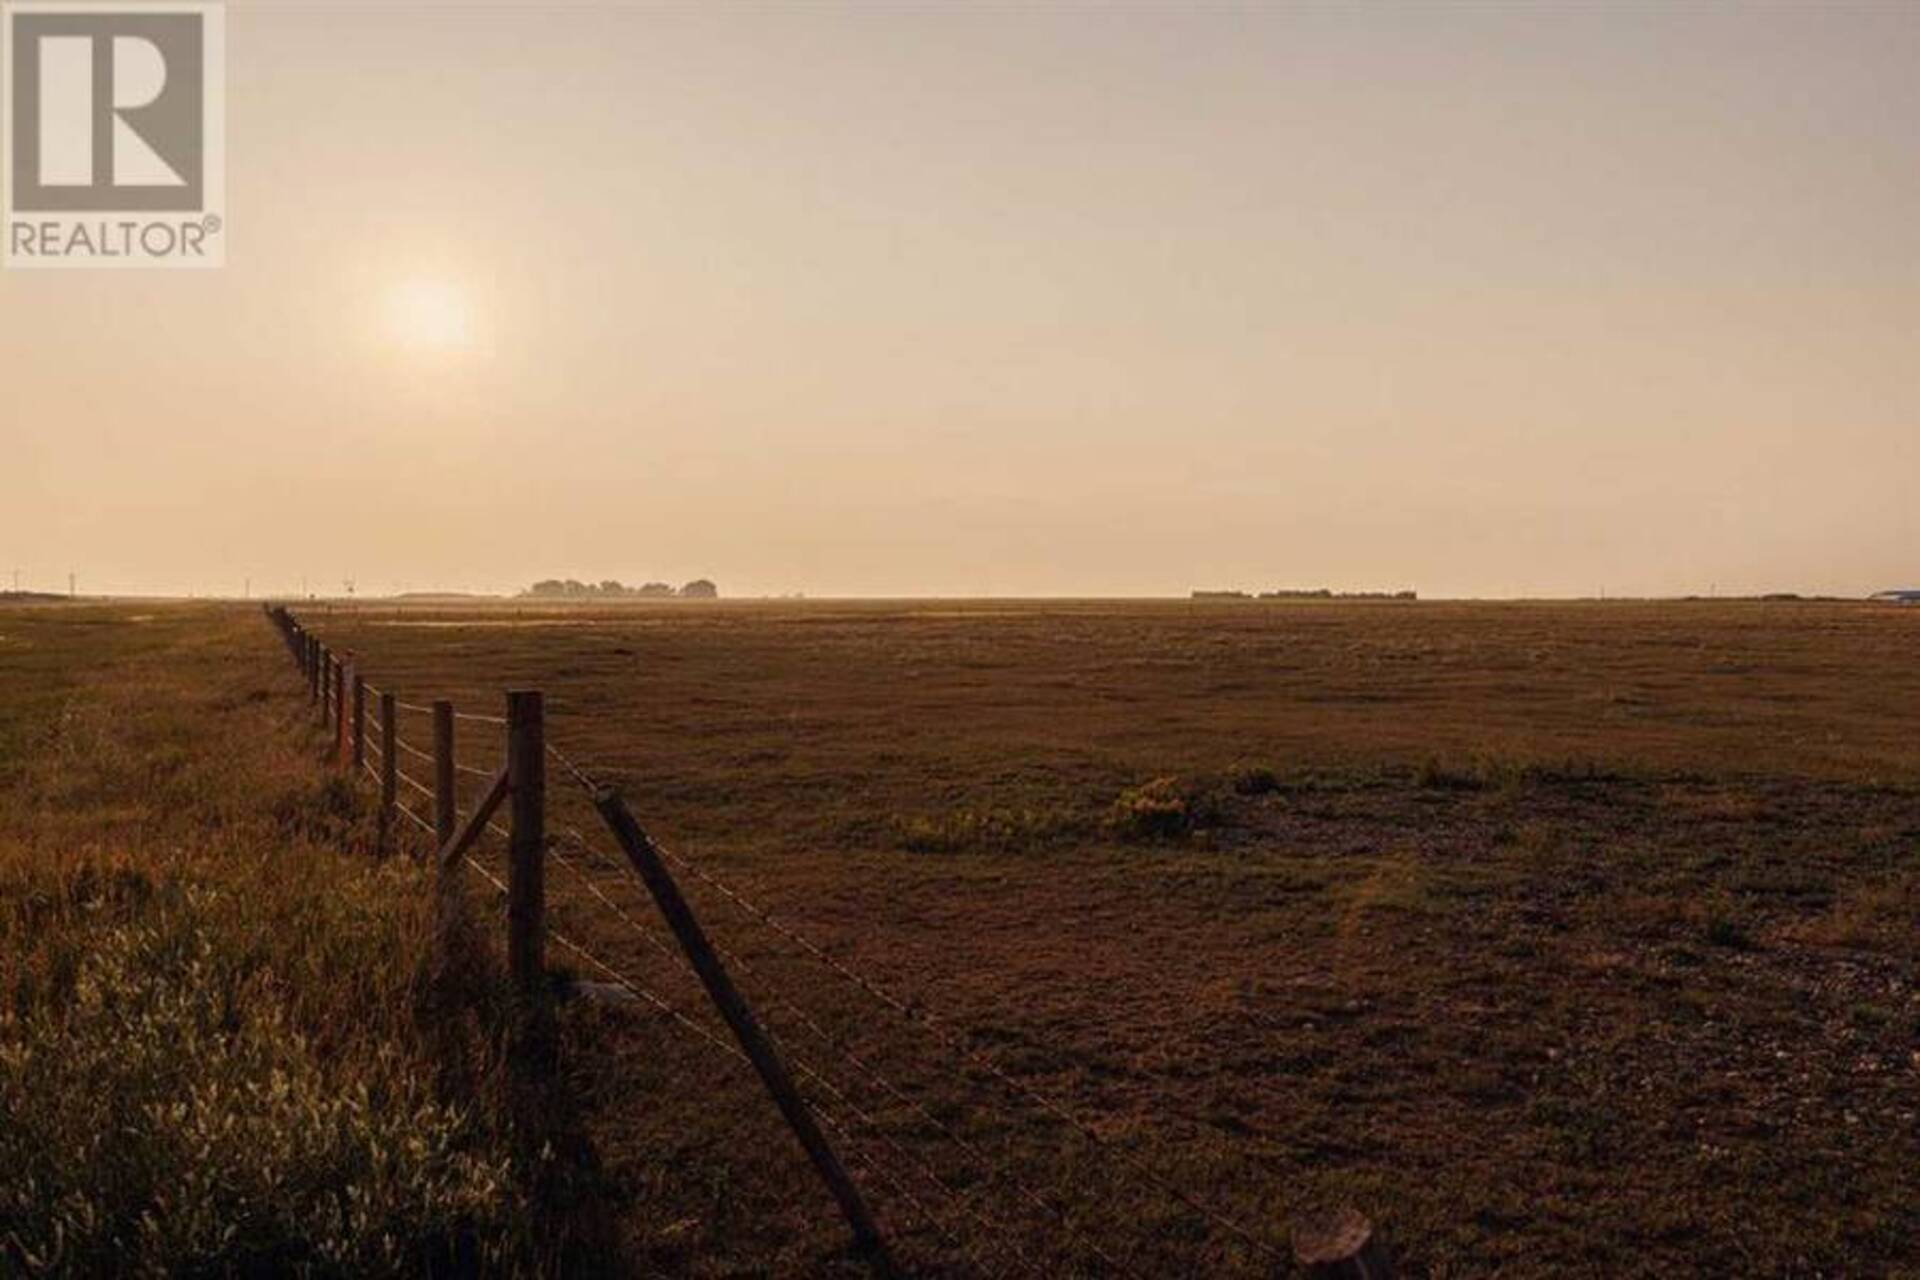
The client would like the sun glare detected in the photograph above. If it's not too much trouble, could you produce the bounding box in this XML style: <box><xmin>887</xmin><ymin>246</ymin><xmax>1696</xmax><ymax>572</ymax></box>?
<box><xmin>386</xmin><ymin>278</ymin><xmax>473</xmax><ymax>351</ymax></box>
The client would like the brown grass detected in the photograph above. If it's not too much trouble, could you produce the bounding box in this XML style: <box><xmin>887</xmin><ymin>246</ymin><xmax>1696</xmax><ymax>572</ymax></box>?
<box><xmin>8</xmin><ymin>598</ymin><xmax>1920</xmax><ymax>1276</ymax></box>
<box><xmin>0</xmin><ymin>605</ymin><xmax>616</xmax><ymax>1275</ymax></box>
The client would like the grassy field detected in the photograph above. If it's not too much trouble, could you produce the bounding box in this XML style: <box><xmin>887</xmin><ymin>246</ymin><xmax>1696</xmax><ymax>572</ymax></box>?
<box><xmin>5</xmin><ymin>599</ymin><xmax>1918</xmax><ymax>1276</ymax></box>
<box><xmin>0</xmin><ymin>605</ymin><xmax>617</xmax><ymax>1275</ymax></box>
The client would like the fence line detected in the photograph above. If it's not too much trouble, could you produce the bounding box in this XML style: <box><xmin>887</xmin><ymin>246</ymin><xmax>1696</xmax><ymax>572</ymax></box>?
<box><xmin>262</xmin><ymin>605</ymin><xmax>1371</xmax><ymax>1279</ymax></box>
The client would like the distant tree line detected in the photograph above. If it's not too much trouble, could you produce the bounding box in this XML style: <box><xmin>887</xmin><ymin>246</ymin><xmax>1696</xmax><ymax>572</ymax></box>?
<box><xmin>1191</xmin><ymin>587</ymin><xmax>1417</xmax><ymax>601</ymax></box>
<box><xmin>522</xmin><ymin>578</ymin><xmax>718</xmax><ymax>599</ymax></box>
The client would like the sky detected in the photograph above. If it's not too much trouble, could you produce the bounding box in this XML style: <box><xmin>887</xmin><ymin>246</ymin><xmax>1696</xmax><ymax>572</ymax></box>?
<box><xmin>2</xmin><ymin>0</ymin><xmax>1917</xmax><ymax>599</ymax></box>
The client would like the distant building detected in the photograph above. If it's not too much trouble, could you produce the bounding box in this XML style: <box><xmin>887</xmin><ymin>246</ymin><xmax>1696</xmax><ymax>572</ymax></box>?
<box><xmin>1870</xmin><ymin>589</ymin><xmax>1920</xmax><ymax>604</ymax></box>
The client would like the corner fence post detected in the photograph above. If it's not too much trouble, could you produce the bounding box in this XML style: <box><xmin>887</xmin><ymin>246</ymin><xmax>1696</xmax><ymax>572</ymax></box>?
<box><xmin>591</xmin><ymin>787</ymin><xmax>890</xmax><ymax>1273</ymax></box>
<box><xmin>379</xmin><ymin>691</ymin><xmax>397</xmax><ymax>854</ymax></box>
<box><xmin>433</xmin><ymin>700</ymin><xmax>456</xmax><ymax>850</ymax></box>
<box><xmin>506</xmin><ymin>691</ymin><xmax>546</xmax><ymax>1003</ymax></box>
<box><xmin>352</xmin><ymin>672</ymin><xmax>366</xmax><ymax>770</ymax></box>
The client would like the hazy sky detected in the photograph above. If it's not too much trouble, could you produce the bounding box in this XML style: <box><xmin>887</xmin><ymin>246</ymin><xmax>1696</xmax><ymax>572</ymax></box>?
<box><xmin>3</xmin><ymin>0</ymin><xmax>1916</xmax><ymax>599</ymax></box>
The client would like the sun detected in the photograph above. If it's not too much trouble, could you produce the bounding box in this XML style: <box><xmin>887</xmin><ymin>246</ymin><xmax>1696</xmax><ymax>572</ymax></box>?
<box><xmin>386</xmin><ymin>277</ymin><xmax>473</xmax><ymax>351</ymax></box>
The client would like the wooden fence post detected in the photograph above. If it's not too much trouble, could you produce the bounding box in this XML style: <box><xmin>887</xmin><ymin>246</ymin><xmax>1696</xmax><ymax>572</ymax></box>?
<box><xmin>352</xmin><ymin>673</ymin><xmax>367</xmax><ymax>770</ymax></box>
<box><xmin>333</xmin><ymin>657</ymin><xmax>347</xmax><ymax>763</ymax></box>
<box><xmin>433</xmin><ymin>700</ymin><xmax>456</xmax><ymax>850</ymax></box>
<box><xmin>506</xmin><ymin>691</ymin><xmax>545</xmax><ymax>1003</ymax></box>
<box><xmin>379</xmin><ymin>691</ymin><xmax>397</xmax><ymax>854</ymax></box>
<box><xmin>592</xmin><ymin>787</ymin><xmax>890</xmax><ymax>1272</ymax></box>
<box><xmin>309</xmin><ymin>639</ymin><xmax>321</xmax><ymax>706</ymax></box>
<box><xmin>338</xmin><ymin>660</ymin><xmax>354</xmax><ymax>769</ymax></box>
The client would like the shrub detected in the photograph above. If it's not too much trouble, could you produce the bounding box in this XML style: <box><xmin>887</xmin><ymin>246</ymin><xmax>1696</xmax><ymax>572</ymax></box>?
<box><xmin>1107</xmin><ymin>777</ymin><xmax>1207</xmax><ymax>841</ymax></box>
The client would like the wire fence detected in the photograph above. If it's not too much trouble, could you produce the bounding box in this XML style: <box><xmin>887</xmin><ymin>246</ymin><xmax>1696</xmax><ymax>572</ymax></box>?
<box><xmin>263</xmin><ymin>604</ymin><xmax>1307</xmax><ymax>1278</ymax></box>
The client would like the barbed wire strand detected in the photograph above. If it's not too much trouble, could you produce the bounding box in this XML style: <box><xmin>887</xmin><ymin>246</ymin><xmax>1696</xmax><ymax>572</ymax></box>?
<box><xmin>538</xmin><ymin>883</ymin><xmax>1018</xmax><ymax>1278</ymax></box>
<box><xmin>394</xmin><ymin>766</ymin><xmax>436</xmax><ymax>803</ymax></box>
<box><xmin>543</xmin><ymin>756</ymin><xmax>1274</xmax><ymax>1263</ymax></box>
<box><xmin>547</xmin><ymin>741</ymin><xmax>596</xmax><ymax>792</ymax></box>
<box><xmin>483</xmin><ymin>821</ymin><xmax>1028</xmax><ymax>1274</ymax></box>
<box><xmin>546</xmin><ymin>821</ymin><xmax>1124</xmax><ymax>1276</ymax></box>
<box><xmin>393</xmin><ymin>799</ymin><xmax>435</xmax><ymax>837</ymax></box>
<box><xmin>392</xmin><ymin>734</ymin><xmax>434</xmax><ymax>765</ymax></box>
<box><xmin>542</xmin><ymin>837</ymin><xmax>1038</xmax><ymax>1271</ymax></box>
<box><xmin>538</xmin><ymin>832</ymin><xmax>1056</xmax><ymax>1278</ymax></box>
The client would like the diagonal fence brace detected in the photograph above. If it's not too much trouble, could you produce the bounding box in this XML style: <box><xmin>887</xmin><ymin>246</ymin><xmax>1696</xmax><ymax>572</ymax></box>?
<box><xmin>591</xmin><ymin>785</ymin><xmax>891</xmax><ymax>1276</ymax></box>
<box><xmin>438</xmin><ymin>766</ymin><xmax>509</xmax><ymax>870</ymax></box>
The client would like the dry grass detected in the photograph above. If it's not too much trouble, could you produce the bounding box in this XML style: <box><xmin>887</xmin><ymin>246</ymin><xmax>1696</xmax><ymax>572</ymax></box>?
<box><xmin>0</xmin><ymin>605</ymin><xmax>588</xmax><ymax>1275</ymax></box>
<box><xmin>7</xmin><ymin>598</ymin><xmax>1919</xmax><ymax>1276</ymax></box>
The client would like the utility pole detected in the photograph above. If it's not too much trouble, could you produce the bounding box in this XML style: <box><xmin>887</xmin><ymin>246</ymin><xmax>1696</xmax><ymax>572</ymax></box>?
<box><xmin>244</xmin><ymin>576</ymin><xmax>251</xmax><ymax>600</ymax></box>
<box><xmin>68</xmin><ymin>572</ymin><xmax>75</xmax><ymax>599</ymax></box>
